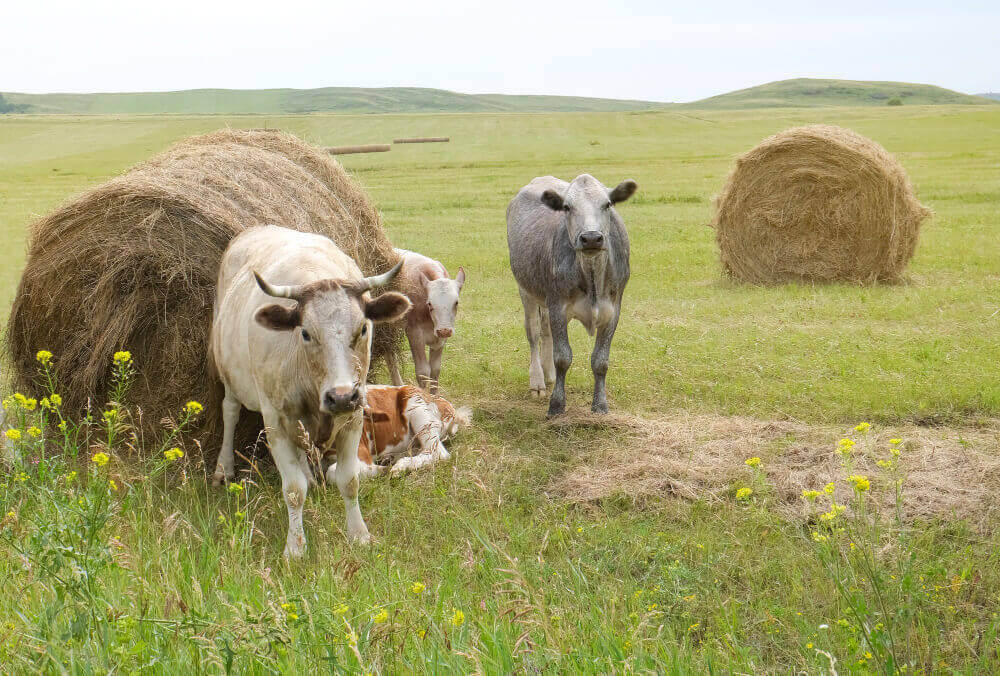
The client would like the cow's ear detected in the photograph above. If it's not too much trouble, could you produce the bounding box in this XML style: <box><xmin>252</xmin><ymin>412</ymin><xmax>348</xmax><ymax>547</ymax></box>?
<box><xmin>608</xmin><ymin>179</ymin><xmax>637</xmax><ymax>204</ymax></box>
<box><xmin>255</xmin><ymin>304</ymin><xmax>301</xmax><ymax>331</ymax></box>
<box><xmin>455</xmin><ymin>266</ymin><xmax>466</xmax><ymax>290</ymax></box>
<box><xmin>365</xmin><ymin>292</ymin><xmax>412</xmax><ymax>323</ymax></box>
<box><xmin>540</xmin><ymin>189</ymin><xmax>567</xmax><ymax>211</ymax></box>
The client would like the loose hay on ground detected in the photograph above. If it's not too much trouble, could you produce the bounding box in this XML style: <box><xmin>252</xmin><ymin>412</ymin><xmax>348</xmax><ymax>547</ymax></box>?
<box><xmin>712</xmin><ymin>124</ymin><xmax>932</xmax><ymax>284</ymax></box>
<box><xmin>5</xmin><ymin>129</ymin><xmax>403</xmax><ymax>458</ymax></box>
<box><xmin>547</xmin><ymin>410</ymin><xmax>1000</xmax><ymax>527</ymax></box>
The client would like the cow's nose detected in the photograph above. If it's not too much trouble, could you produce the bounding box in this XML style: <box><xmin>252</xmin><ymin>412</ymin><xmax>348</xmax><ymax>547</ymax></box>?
<box><xmin>323</xmin><ymin>385</ymin><xmax>361</xmax><ymax>413</ymax></box>
<box><xmin>436</xmin><ymin>328</ymin><xmax>453</xmax><ymax>338</ymax></box>
<box><xmin>579</xmin><ymin>231</ymin><xmax>605</xmax><ymax>250</ymax></box>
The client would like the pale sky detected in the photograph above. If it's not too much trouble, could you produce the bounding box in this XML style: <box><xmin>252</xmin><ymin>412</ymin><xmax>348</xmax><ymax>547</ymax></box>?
<box><xmin>4</xmin><ymin>0</ymin><xmax>997</xmax><ymax>102</ymax></box>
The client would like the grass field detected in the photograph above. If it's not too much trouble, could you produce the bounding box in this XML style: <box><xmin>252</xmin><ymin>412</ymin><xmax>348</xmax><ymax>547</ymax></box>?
<box><xmin>2</xmin><ymin>105</ymin><xmax>1000</xmax><ymax>672</ymax></box>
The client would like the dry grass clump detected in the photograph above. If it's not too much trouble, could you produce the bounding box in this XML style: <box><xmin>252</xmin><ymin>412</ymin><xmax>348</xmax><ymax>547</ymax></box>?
<box><xmin>5</xmin><ymin>129</ymin><xmax>402</xmax><ymax>456</ymax></box>
<box><xmin>712</xmin><ymin>125</ymin><xmax>931</xmax><ymax>284</ymax></box>
<box><xmin>550</xmin><ymin>411</ymin><xmax>1000</xmax><ymax>527</ymax></box>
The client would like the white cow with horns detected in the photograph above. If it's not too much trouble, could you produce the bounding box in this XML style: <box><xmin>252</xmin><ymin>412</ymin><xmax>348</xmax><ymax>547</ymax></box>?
<box><xmin>210</xmin><ymin>225</ymin><xmax>412</xmax><ymax>558</ymax></box>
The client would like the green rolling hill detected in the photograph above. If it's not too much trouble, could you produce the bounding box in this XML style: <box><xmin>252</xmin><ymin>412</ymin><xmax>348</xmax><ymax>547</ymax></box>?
<box><xmin>0</xmin><ymin>87</ymin><xmax>668</xmax><ymax>115</ymax></box>
<box><xmin>683</xmin><ymin>78</ymin><xmax>997</xmax><ymax>109</ymax></box>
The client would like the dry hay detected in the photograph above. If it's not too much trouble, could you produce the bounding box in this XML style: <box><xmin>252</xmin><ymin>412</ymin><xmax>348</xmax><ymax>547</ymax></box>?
<box><xmin>392</xmin><ymin>137</ymin><xmax>449</xmax><ymax>144</ymax></box>
<box><xmin>712</xmin><ymin>125</ymin><xmax>931</xmax><ymax>284</ymax></box>
<box><xmin>549</xmin><ymin>411</ymin><xmax>1000</xmax><ymax>528</ymax></box>
<box><xmin>327</xmin><ymin>144</ymin><xmax>391</xmax><ymax>155</ymax></box>
<box><xmin>5</xmin><ymin>129</ymin><xmax>402</xmax><ymax>457</ymax></box>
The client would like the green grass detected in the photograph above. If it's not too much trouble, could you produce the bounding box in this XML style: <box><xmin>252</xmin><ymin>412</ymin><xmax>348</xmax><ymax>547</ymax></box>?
<box><xmin>684</xmin><ymin>78</ymin><xmax>998</xmax><ymax>109</ymax></box>
<box><xmin>1</xmin><ymin>87</ymin><xmax>668</xmax><ymax>115</ymax></box>
<box><xmin>2</xmin><ymin>105</ymin><xmax>1000</xmax><ymax>672</ymax></box>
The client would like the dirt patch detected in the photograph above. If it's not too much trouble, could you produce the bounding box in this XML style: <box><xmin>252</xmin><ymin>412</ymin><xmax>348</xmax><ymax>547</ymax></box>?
<box><xmin>541</xmin><ymin>409</ymin><xmax>1000</xmax><ymax>527</ymax></box>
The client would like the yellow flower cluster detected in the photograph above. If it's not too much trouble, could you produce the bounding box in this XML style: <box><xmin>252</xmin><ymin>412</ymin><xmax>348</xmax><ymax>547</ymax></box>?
<box><xmin>5</xmin><ymin>429</ymin><xmax>21</xmax><ymax>441</ymax></box>
<box><xmin>164</xmin><ymin>447</ymin><xmax>184</xmax><ymax>461</ymax></box>
<box><xmin>854</xmin><ymin>422</ymin><xmax>871</xmax><ymax>432</ymax></box>
<box><xmin>281</xmin><ymin>602</ymin><xmax>299</xmax><ymax>620</ymax></box>
<box><xmin>450</xmin><ymin>608</ymin><xmax>465</xmax><ymax>627</ymax></box>
<box><xmin>735</xmin><ymin>487</ymin><xmax>753</xmax><ymax>500</ymax></box>
<box><xmin>745</xmin><ymin>457</ymin><xmax>762</xmax><ymax>468</ymax></box>
<box><xmin>35</xmin><ymin>350</ymin><xmax>53</xmax><ymax>365</ymax></box>
<box><xmin>410</xmin><ymin>581</ymin><xmax>426</xmax><ymax>595</ymax></box>
<box><xmin>13</xmin><ymin>394</ymin><xmax>37</xmax><ymax>411</ymax></box>
<box><xmin>819</xmin><ymin>503</ymin><xmax>846</xmax><ymax>522</ymax></box>
<box><xmin>824</xmin><ymin>482</ymin><xmax>836</xmax><ymax>495</ymax></box>
<box><xmin>113</xmin><ymin>351</ymin><xmax>132</xmax><ymax>365</ymax></box>
<box><xmin>227</xmin><ymin>482</ymin><xmax>244</xmax><ymax>494</ymax></box>
<box><xmin>836</xmin><ymin>438</ymin><xmax>855</xmax><ymax>456</ymax></box>
<box><xmin>41</xmin><ymin>394</ymin><xmax>62</xmax><ymax>410</ymax></box>
<box><xmin>27</xmin><ymin>426</ymin><xmax>41</xmax><ymax>438</ymax></box>
<box><xmin>372</xmin><ymin>608</ymin><xmax>389</xmax><ymax>624</ymax></box>
<box><xmin>92</xmin><ymin>451</ymin><xmax>110</xmax><ymax>467</ymax></box>
<box><xmin>848</xmin><ymin>475</ymin><xmax>870</xmax><ymax>492</ymax></box>
<box><xmin>333</xmin><ymin>603</ymin><xmax>349</xmax><ymax>616</ymax></box>
<box><xmin>801</xmin><ymin>489</ymin><xmax>821</xmax><ymax>501</ymax></box>
<box><xmin>184</xmin><ymin>401</ymin><xmax>204</xmax><ymax>416</ymax></box>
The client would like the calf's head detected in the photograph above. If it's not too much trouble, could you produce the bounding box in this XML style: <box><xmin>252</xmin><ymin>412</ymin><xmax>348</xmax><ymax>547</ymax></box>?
<box><xmin>540</xmin><ymin>174</ymin><xmax>637</xmax><ymax>255</ymax></box>
<box><xmin>253</xmin><ymin>262</ymin><xmax>411</xmax><ymax>414</ymax></box>
<box><xmin>423</xmin><ymin>267</ymin><xmax>465</xmax><ymax>339</ymax></box>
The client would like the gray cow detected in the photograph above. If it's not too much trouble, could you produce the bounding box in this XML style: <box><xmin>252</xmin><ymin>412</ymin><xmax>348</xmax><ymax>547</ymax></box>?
<box><xmin>507</xmin><ymin>174</ymin><xmax>635</xmax><ymax>417</ymax></box>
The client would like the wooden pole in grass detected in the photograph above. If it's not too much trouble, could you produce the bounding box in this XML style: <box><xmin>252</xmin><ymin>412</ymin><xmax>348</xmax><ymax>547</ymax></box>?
<box><xmin>392</xmin><ymin>137</ymin><xmax>450</xmax><ymax>144</ymax></box>
<box><xmin>326</xmin><ymin>144</ymin><xmax>392</xmax><ymax>155</ymax></box>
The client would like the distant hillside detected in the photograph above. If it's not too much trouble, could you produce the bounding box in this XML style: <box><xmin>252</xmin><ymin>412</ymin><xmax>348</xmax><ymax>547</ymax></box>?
<box><xmin>978</xmin><ymin>92</ymin><xmax>1000</xmax><ymax>101</ymax></box>
<box><xmin>0</xmin><ymin>87</ymin><xmax>668</xmax><ymax>115</ymax></box>
<box><xmin>683</xmin><ymin>78</ymin><xmax>998</xmax><ymax>109</ymax></box>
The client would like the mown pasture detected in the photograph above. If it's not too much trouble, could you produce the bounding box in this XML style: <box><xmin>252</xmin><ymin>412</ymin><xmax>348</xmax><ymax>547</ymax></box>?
<box><xmin>1</xmin><ymin>105</ymin><xmax>999</xmax><ymax>672</ymax></box>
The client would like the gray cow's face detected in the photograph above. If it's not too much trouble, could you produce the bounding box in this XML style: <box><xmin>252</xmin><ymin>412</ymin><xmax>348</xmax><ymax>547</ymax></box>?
<box><xmin>253</xmin><ymin>265</ymin><xmax>411</xmax><ymax>415</ymax></box>
<box><xmin>541</xmin><ymin>174</ymin><xmax>637</xmax><ymax>255</ymax></box>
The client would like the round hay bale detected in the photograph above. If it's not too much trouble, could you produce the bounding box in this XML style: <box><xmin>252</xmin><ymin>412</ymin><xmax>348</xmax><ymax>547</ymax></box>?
<box><xmin>712</xmin><ymin>124</ymin><xmax>931</xmax><ymax>284</ymax></box>
<box><xmin>5</xmin><ymin>129</ymin><xmax>403</xmax><ymax>457</ymax></box>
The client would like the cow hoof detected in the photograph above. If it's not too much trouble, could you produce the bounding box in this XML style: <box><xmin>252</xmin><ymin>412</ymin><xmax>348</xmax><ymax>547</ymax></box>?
<box><xmin>283</xmin><ymin>542</ymin><xmax>306</xmax><ymax>560</ymax></box>
<box><xmin>349</xmin><ymin>529</ymin><xmax>372</xmax><ymax>546</ymax></box>
<box><xmin>530</xmin><ymin>387</ymin><xmax>545</xmax><ymax>399</ymax></box>
<box><xmin>546</xmin><ymin>404</ymin><xmax>566</xmax><ymax>419</ymax></box>
<box><xmin>592</xmin><ymin>403</ymin><xmax>610</xmax><ymax>414</ymax></box>
<box><xmin>211</xmin><ymin>471</ymin><xmax>233</xmax><ymax>487</ymax></box>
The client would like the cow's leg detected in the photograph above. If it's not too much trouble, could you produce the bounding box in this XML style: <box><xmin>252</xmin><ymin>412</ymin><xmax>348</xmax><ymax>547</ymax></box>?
<box><xmin>333</xmin><ymin>413</ymin><xmax>371</xmax><ymax>544</ymax></box>
<box><xmin>385</xmin><ymin>346</ymin><xmax>405</xmax><ymax>386</ymax></box>
<box><xmin>519</xmin><ymin>288</ymin><xmax>546</xmax><ymax>398</ymax></box>
<box><xmin>391</xmin><ymin>395</ymin><xmax>450</xmax><ymax>476</ymax></box>
<box><xmin>411</xmin><ymin>337</ymin><xmax>432</xmax><ymax>391</ymax></box>
<box><xmin>539</xmin><ymin>306</ymin><xmax>556</xmax><ymax>387</ymax></box>
<box><xmin>546</xmin><ymin>301</ymin><xmax>572</xmax><ymax>418</ymax></box>
<box><xmin>591</xmin><ymin>306</ymin><xmax>621</xmax><ymax>414</ymax></box>
<box><xmin>211</xmin><ymin>389</ymin><xmax>241</xmax><ymax>486</ymax></box>
<box><xmin>428</xmin><ymin>344</ymin><xmax>444</xmax><ymax>395</ymax></box>
<box><xmin>264</xmin><ymin>422</ymin><xmax>310</xmax><ymax>559</ymax></box>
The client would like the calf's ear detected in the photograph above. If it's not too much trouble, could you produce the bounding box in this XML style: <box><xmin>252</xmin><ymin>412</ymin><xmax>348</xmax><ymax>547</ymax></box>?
<box><xmin>365</xmin><ymin>292</ymin><xmax>412</xmax><ymax>323</ymax></box>
<box><xmin>540</xmin><ymin>189</ymin><xmax>567</xmax><ymax>211</ymax></box>
<box><xmin>608</xmin><ymin>179</ymin><xmax>638</xmax><ymax>204</ymax></box>
<box><xmin>455</xmin><ymin>266</ymin><xmax>466</xmax><ymax>290</ymax></box>
<box><xmin>255</xmin><ymin>304</ymin><xmax>301</xmax><ymax>331</ymax></box>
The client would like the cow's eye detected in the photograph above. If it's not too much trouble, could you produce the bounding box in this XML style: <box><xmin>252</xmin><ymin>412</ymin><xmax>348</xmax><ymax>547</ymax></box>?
<box><xmin>360</xmin><ymin>324</ymin><xmax>367</xmax><ymax>336</ymax></box>
<box><xmin>427</xmin><ymin>302</ymin><xmax>433</xmax><ymax>311</ymax></box>
<box><xmin>602</xmin><ymin>202</ymin><xmax>612</xmax><ymax>211</ymax></box>
<box><xmin>301</xmin><ymin>328</ymin><xmax>311</xmax><ymax>342</ymax></box>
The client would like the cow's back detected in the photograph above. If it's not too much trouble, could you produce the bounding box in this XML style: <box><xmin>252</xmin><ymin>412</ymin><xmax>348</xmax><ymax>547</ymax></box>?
<box><xmin>507</xmin><ymin>177</ymin><xmax>569</xmax><ymax>299</ymax></box>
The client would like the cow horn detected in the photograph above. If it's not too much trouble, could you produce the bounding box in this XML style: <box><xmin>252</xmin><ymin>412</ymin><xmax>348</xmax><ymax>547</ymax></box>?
<box><xmin>253</xmin><ymin>271</ymin><xmax>303</xmax><ymax>300</ymax></box>
<box><xmin>358</xmin><ymin>259</ymin><xmax>404</xmax><ymax>292</ymax></box>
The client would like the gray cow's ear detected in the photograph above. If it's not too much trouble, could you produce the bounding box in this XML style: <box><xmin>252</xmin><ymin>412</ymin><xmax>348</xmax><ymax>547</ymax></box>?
<box><xmin>608</xmin><ymin>179</ymin><xmax>638</xmax><ymax>204</ymax></box>
<box><xmin>540</xmin><ymin>189</ymin><xmax>567</xmax><ymax>212</ymax></box>
<box><xmin>365</xmin><ymin>292</ymin><xmax>412</xmax><ymax>323</ymax></box>
<box><xmin>255</xmin><ymin>304</ymin><xmax>301</xmax><ymax>331</ymax></box>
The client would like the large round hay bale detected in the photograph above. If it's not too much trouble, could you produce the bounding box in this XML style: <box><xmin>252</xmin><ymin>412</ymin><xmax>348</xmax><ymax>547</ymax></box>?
<box><xmin>5</xmin><ymin>129</ymin><xmax>402</xmax><ymax>456</ymax></box>
<box><xmin>712</xmin><ymin>125</ymin><xmax>931</xmax><ymax>284</ymax></box>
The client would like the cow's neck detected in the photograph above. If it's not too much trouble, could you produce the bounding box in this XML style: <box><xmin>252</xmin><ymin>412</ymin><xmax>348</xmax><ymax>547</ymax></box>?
<box><xmin>576</xmin><ymin>253</ymin><xmax>610</xmax><ymax>303</ymax></box>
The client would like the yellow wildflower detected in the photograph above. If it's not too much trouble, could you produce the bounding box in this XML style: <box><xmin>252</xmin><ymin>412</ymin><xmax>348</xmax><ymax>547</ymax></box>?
<box><xmin>745</xmin><ymin>457</ymin><xmax>762</xmax><ymax>468</ymax></box>
<box><xmin>65</xmin><ymin>471</ymin><xmax>77</xmax><ymax>482</ymax></box>
<box><xmin>688</xmin><ymin>622</ymin><xmax>700</xmax><ymax>632</ymax></box>
<box><xmin>820</xmin><ymin>503</ymin><xmax>846</xmax><ymax>522</ymax></box>
<box><xmin>802</xmin><ymin>489</ymin><xmax>821</xmax><ymax>501</ymax></box>
<box><xmin>113</xmin><ymin>351</ymin><xmax>132</xmax><ymax>365</ymax></box>
<box><xmin>14</xmin><ymin>473</ymin><xmax>28</xmax><ymax>483</ymax></box>
<box><xmin>164</xmin><ymin>447</ymin><xmax>184</xmax><ymax>461</ymax></box>
<box><xmin>333</xmin><ymin>603</ymin><xmax>349</xmax><ymax>616</ymax></box>
<box><xmin>91</xmin><ymin>451</ymin><xmax>110</xmax><ymax>467</ymax></box>
<box><xmin>854</xmin><ymin>422</ymin><xmax>870</xmax><ymax>432</ymax></box>
<box><xmin>184</xmin><ymin>401</ymin><xmax>204</xmax><ymax>416</ymax></box>
<box><xmin>372</xmin><ymin>608</ymin><xmax>388</xmax><ymax>624</ymax></box>
<box><xmin>812</xmin><ymin>532</ymin><xmax>828</xmax><ymax>542</ymax></box>
<box><xmin>5</xmin><ymin>428</ymin><xmax>22</xmax><ymax>441</ymax></box>
<box><xmin>824</xmin><ymin>482</ymin><xmax>836</xmax><ymax>494</ymax></box>
<box><xmin>876</xmin><ymin>459</ymin><xmax>892</xmax><ymax>469</ymax></box>
<box><xmin>27</xmin><ymin>426</ymin><xmax>41</xmax><ymax>438</ymax></box>
<box><xmin>50</xmin><ymin>394</ymin><xmax>62</xmax><ymax>408</ymax></box>
<box><xmin>410</xmin><ymin>581</ymin><xmax>426</xmax><ymax>594</ymax></box>
<box><xmin>806</xmin><ymin>642</ymin><xmax>814</xmax><ymax>649</ymax></box>
<box><xmin>836</xmin><ymin>438</ymin><xmax>855</xmax><ymax>455</ymax></box>
<box><xmin>417</xmin><ymin>629</ymin><xmax>426</xmax><ymax>639</ymax></box>
<box><xmin>889</xmin><ymin>438</ymin><xmax>902</xmax><ymax>446</ymax></box>
<box><xmin>848</xmin><ymin>475</ymin><xmax>870</xmax><ymax>492</ymax></box>
<box><xmin>108</xmin><ymin>479</ymin><xmax>118</xmax><ymax>492</ymax></box>
<box><xmin>35</xmin><ymin>350</ymin><xmax>53</xmax><ymax>365</ymax></box>
<box><xmin>103</xmin><ymin>409</ymin><xmax>118</xmax><ymax>423</ymax></box>
<box><xmin>281</xmin><ymin>602</ymin><xmax>295</xmax><ymax>611</ymax></box>
<box><xmin>450</xmin><ymin>608</ymin><xmax>464</xmax><ymax>627</ymax></box>
<box><xmin>735</xmin><ymin>487</ymin><xmax>753</xmax><ymax>500</ymax></box>
<box><xmin>227</xmin><ymin>482</ymin><xmax>244</xmax><ymax>494</ymax></box>
<box><xmin>57</xmin><ymin>421</ymin><xmax>67</xmax><ymax>432</ymax></box>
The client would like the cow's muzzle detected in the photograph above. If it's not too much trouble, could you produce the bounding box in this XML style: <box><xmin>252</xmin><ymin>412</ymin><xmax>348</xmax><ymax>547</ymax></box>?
<box><xmin>578</xmin><ymin>230</ymin><xmax>606</xmax><ymax>253</ymax></box>
<box><xmin>435</xmin><ymin>327</ymin><xmax>453</xmax><ymax>339</ymax></box>
<box><xmin>322</xmin><ymin>385</ymin><xmax>361</xmax><ymax>413</ymax></box>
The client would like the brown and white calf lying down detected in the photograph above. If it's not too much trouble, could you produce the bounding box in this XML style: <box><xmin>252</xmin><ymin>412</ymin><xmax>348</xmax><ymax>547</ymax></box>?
<box><xmin>324</xmin><ymin>385</ymin><xmax>471</xmax><ymax>480</ymax></box>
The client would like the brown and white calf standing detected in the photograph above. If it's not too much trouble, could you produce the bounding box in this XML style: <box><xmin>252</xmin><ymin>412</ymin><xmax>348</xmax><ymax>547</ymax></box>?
<box><xmin>385</xmin><ymin>249</ymin><xmax>465</xmax><ymax>393</ymax></box>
